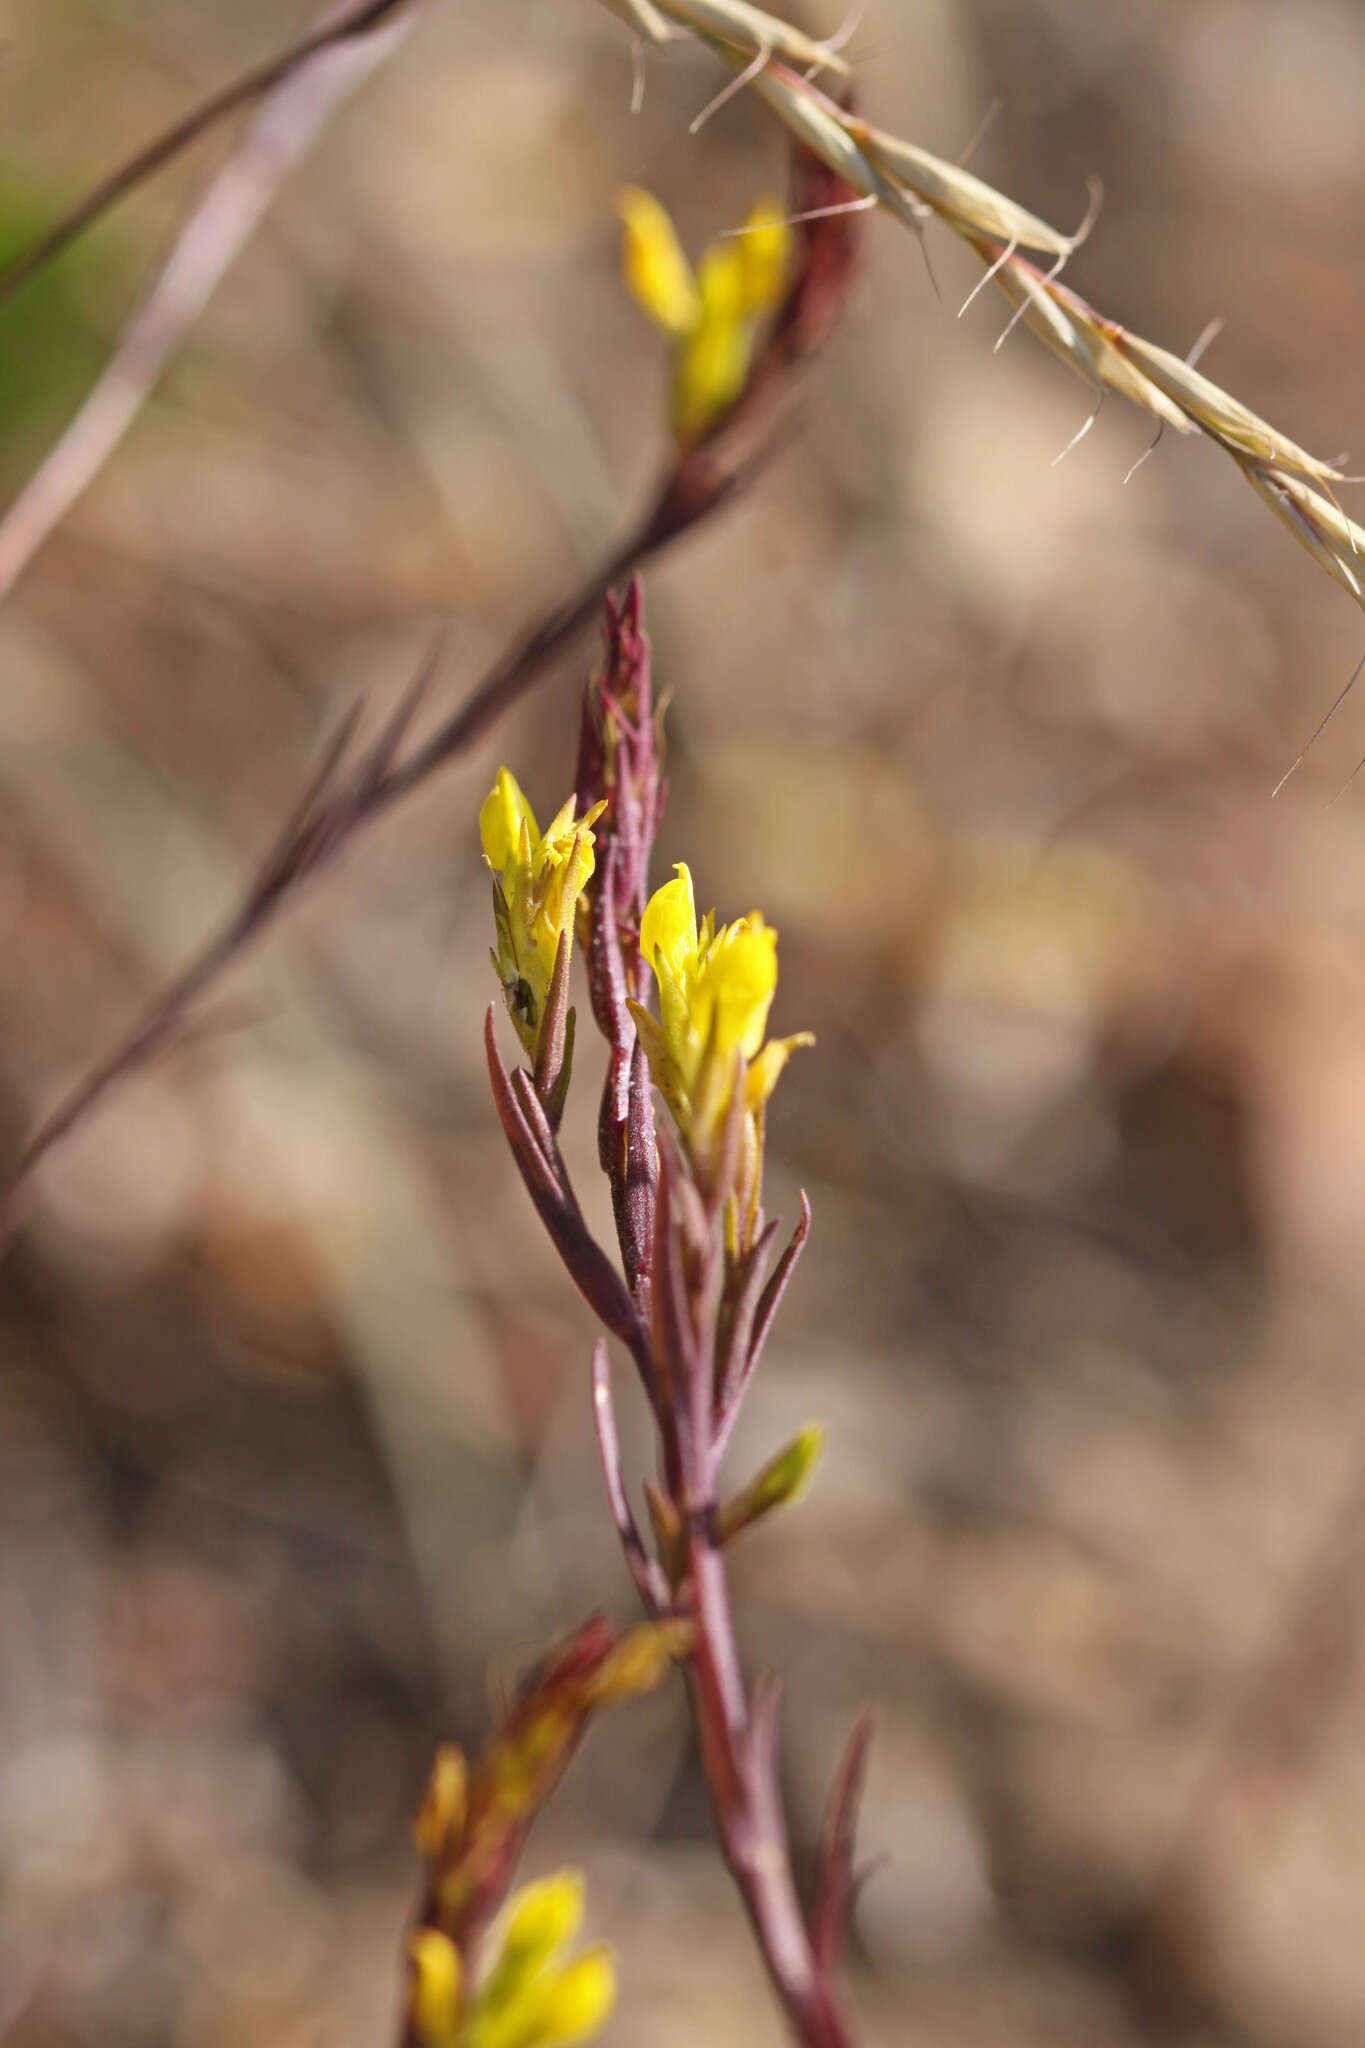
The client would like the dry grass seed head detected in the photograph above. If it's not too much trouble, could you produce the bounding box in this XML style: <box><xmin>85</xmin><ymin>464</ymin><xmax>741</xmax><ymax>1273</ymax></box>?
<box><xmin>1110</xmin><ymin>329</ymin><xmax>1345</xmax><ymax>484</ymax></box>
<box><xmin>849</xmin><ymin>119</ymin><xmax>1074</xmax><ymax>257</ymax></box>
<box><xmin>1241</xmin><ymin>462</ymin><xmax>1365</xmax><ymax>607</ymax></box>
<box><xmin>653</xmin><ymin>0</ymin><xmax>850</xmax><ymax>75</ymax></box>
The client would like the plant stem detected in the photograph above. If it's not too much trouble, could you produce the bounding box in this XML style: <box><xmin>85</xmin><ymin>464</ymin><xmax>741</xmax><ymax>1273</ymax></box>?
<box><xmin>685</xmin><ymin>1521</ymin><xmax>855</xmax><ymax>2048</ymax></box>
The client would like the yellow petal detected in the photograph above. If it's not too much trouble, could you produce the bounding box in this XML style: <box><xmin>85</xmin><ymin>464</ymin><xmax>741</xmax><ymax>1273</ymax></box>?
<box><xmin>745</xmin><ymin>1029</ymin><xmax>814</xmax><ymax>1108</ymax></box>
<box><xmin>616</xmin><ymin>186</ymin><xmax>701</xmax><ymax>338</ymax></box>
<box><xmin>641</xmin><ymin>864</ymin><xmax>698</xmax><ymax>978</ymax></box>
<box><xmin>672</xmin><ymin>242</ymin><xmax>753</xmax><ymax>442</ymax></box>
<box><xmin>737</xmin><ymin>199</ymin><xmax>791</xmax><ymax>312</ymax></box>
<box><xmin>533</xmin><ymin>1948</ymin><xmax>617</xmax><ymax>2045</ymax></box>
<box><xmin>698</xmin><ymin>240</ymin><xmax>746</xmax><ymax>325</ymax></box>
<box><xmin>481</xmin><ymin>768</ymin><xmax>538</xmax><ymax>873</ymax></box>
<box><xmin>500</xmin><ymin>1872</ymin><xmax>585</xmax><ymax>1978</ymax></box>
<box><xmin>468</xmin><ymin>1874</ymin><xmax>593</xmax><ymax>2048</ymax></box>
<box><xmin>698</xmin><ymin>915</ymin><xmax>777</xmax><ymax>1060</ymax></box>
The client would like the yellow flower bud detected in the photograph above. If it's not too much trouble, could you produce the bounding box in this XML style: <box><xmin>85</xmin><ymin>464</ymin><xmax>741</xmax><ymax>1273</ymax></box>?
<box><xmin>467</xmin><ymin>1874</ymin><xmax>615</xmax><ymax>2048</ymax></box>
<box><xmin>479</xmin><ymin>766</ymin><xmax>534</xmax><ymax>876</ymax></box>
<box><xmin>409</xmin><ymin>1928</ymin><xmax>463</xmax><ymax>2048</ymax></box>
<box><xmin>414</xmin><ymin>1743</ymin><xmax>468</xmax><ymax>1860</ymax></box>
<box><xmin>718</xmin><ymin>1424</ymin><xmax>824</xmax><ymax>1543</ymax></box>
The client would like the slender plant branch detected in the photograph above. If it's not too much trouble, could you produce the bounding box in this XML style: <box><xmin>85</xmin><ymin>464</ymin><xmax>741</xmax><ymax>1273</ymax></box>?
<box><xmin>684</xmin><ymin>1475</ymin><xmax>855</xmax><ymax>2047</ymax></box>
<box><xmin>0</xmin><ymin>0</ymin><xmax>422</xmax><ymax>311</ymax></box>
<box><xmin>0</xmin><ymin>453</ymin><xmax>761</xmax><ymax>1236</ymax></box>
<box><xmin>0</xmin><ymin>0</ymin><xmax>430</xmax><ymax>602</ymax></box>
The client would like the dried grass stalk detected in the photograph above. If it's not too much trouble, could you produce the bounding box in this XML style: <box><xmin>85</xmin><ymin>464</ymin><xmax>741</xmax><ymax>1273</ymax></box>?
<box><xmin>611</xmin><ymin>0</ymin><xmax>1362</xmax><ymax>618</ymax></box>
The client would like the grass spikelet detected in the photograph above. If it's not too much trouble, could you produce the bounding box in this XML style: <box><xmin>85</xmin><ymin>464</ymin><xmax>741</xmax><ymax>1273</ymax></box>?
<box><xmin>744</xmin><ymin>63</ymin><xmax>931</xmax><ymax>241</ymax></box>
<box><xmin>1105</xmin><ymin>329</ymin><xmax>1345</xmax><ymax>485</ymax></box>
<box><xmin>1240</xmin><ymin>463</ymin><xmax>1365</xmax><ymax>607</ymax></box>
<box><xmin>650</xmin><ymin>0</ymin><xmax>851</xmax><ymax>75</ymax></box>
<box><xmin>848</xmin><ymin>119</ymin><xmax>1073</xmax><ymax>258</ymax></box>
<box><xmin>963</xmin><ymin>236</ymin><xmax>1194</xmax><ymax>434</ymax></box>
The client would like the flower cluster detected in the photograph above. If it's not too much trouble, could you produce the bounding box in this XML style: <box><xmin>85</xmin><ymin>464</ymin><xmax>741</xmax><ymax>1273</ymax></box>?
<box><xmin>404</xmin><ymin>1616</ymin><xmax>687</xmax><ymax>2048</ymax></box>
<box><xmin>483</xmin><ymin>746</ymin><xmax>811</xmax><ymax>1239</ymax></box>
<box><xmin>615</xmin><ymin>186</ymin><xmax>791</xmax><ymax>444</ymax></box>
<box><xmin>629</xmin><ymin>860</ymin><xmax>811</xmax><ymax>1213</ymax></box>
<box><xmin>409</xmin><ymin>1873</ymin><xmax>614</xmax><ymax>2048</ymax></box>
<box><xmin>480</xmin><ymin>768</ymin><xmax>605</xmax><ymax>1060</ymax></box>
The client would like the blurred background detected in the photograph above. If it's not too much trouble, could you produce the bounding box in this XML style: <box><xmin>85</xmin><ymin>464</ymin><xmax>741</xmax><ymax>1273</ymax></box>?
<box><xmin>4</xmin><ymin>2</ymin><xmax>1365</xmax><ymax>2043</ymax></box>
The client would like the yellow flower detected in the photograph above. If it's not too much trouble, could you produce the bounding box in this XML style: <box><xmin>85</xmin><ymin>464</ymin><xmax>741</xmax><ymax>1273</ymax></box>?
<box><xmin>628</xmin><ymin>862</ymin><xmax>811</xmax><ymax>1168</ymax></box>
<box><xmin>481</xmin><ymin>769</ymin><xmax>605</xmax><ymax>1059</ymax></box>
<box><xmin>616</xmin><ymin>188</ymin><xmax>792</xmax><ymax>444</ymax></box>
<box><xmin>410</xmin><ymin>1874</ymin><xmax>615</xmax><ymax>2048</ymax></box>
<box><xmin>465</xmin><ymin>1873</ymin><xmax>616</xmax><ymax>2048</ymax></box>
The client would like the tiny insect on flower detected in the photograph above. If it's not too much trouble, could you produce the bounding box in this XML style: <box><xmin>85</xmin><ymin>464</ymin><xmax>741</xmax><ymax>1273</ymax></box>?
<box><xmin>615</xmin><ymin>188</ymin><xmax>792</xmax><ymax>444</ymax></box>
<box><xmin>481</xmin><ymin>768</ymin><xmax>606</xmax><ymax>1059</ymax></box>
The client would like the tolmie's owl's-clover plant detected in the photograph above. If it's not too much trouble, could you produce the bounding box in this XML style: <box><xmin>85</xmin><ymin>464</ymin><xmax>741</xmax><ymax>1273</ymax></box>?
<box><xmin>397</xmin><ymin>166</ymin><xmax>868</xmax><ymax>2048</ymax></box>
<box><xmin>455</xmin><ymin>582</ymin><xmax>863</xmax><ymax>2048</ymax></box>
